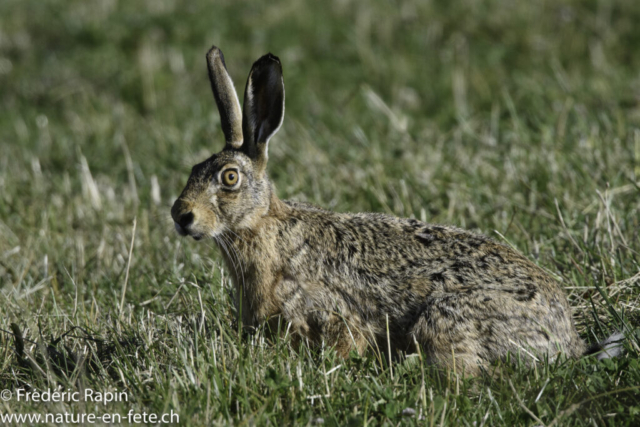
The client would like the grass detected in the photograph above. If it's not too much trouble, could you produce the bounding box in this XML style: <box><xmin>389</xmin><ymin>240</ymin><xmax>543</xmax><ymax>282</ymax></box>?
<box><xmin>1</xmin><ymin>0</ymin><xmax>640</xmax><ymax>425</ymax></box>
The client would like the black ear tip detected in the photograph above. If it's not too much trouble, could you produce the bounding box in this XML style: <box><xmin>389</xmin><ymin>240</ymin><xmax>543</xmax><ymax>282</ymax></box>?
<box><xmin>265</xmin><ymin>53</ymin><xmax>280</xmax><ymax>63</ymax></box>
<box><xmin>253</xmin><ymin>53</ymin><xmax>282</xmax><ymax>70</ymax></box>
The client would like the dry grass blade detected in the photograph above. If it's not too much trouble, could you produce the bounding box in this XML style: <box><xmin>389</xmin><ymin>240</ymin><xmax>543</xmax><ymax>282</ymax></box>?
<box><xmin>119</xmin><ymin>217</ymin><xmax>137</xmax><ymax>319</ymax></box>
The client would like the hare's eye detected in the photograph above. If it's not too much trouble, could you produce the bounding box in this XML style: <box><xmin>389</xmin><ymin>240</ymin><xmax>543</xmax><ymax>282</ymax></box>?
<box><xmin>222</xmin><ymin>169</ymin><xmax>239</xmax><ymax>186</ymax></box>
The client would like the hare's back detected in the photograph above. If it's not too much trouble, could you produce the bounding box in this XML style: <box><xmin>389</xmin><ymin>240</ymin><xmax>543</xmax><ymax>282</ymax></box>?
<box><xmin>316</xmin><ymin>211</ymin><xmax>554</xmax><ymax>292</ymax></box>
<box><xmin>290</xmin><ymin>207</ymin><xmax>569</xmax><ymax>310</ymax></box>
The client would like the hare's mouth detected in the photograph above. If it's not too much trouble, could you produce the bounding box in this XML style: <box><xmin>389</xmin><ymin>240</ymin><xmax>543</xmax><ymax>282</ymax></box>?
<box><xmin>174</xmin><ymin>222</ymin><xmax>203</xmax><ymax>241</ymax></box>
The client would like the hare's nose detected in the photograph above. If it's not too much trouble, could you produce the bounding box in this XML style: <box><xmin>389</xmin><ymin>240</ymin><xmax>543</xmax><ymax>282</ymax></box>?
<box><xmin>176</xmin><ymin>211</ymin><xmax>194</xmax><ymax>229</ymax></box>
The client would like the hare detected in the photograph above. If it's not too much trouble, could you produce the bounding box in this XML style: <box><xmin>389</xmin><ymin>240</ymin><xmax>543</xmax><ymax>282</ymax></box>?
<box><xmin>171</xmin><ymin>46</ymin><xmax>623</xmax><ymax>374</ymax></box>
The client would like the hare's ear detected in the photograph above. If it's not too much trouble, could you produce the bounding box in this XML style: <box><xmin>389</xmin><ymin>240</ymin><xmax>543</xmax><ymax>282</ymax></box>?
<box><xmin>241</xmin><ymin>53</ymin><xmax>284</xmax><ymax>174</ymax></box>
<box><xmin>206</xmin><ymin>46</ymin><xmax>243</xmax><ymax>149</ymax></box>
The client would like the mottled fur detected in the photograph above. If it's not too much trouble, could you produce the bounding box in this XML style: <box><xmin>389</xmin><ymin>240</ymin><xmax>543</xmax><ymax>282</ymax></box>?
<box><xmin>171</xmin><ymin>46</ymin><xmax>617</xmax><ymax>375</ymax></box>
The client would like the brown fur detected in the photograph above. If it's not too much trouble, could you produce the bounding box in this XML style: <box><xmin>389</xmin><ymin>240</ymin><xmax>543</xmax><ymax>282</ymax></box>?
<box><xmin>171</xmin><ymin>46</ymin><xmax>587</xmax><ymax>375</ymax></box>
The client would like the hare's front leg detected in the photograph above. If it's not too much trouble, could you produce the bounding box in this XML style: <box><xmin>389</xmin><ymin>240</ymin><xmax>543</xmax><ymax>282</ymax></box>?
<box><xmin>275</xmin><ymin>279</ymin><xmax>369</xmax><ymax>357</ymax></box>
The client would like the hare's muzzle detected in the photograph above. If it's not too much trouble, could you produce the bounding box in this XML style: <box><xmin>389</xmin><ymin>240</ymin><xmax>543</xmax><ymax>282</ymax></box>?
<box><xmin>171</xmin><ymin>200</ymin><xmax>203</xmax><ymax>240</ymax></box>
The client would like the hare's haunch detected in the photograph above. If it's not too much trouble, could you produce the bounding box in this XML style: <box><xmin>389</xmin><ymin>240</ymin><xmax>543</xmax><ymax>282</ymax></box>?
<box><xmin>171</xmin><ymin>46</ymin><xmax>623</xmax><ymax>374</ymax></box>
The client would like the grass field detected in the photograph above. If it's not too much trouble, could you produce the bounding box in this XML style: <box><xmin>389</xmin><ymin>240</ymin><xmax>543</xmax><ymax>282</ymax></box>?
<box><xmin>1</xmin><ymin>0</ymin><xmax>640</xmax><ymax>425</ymax></box>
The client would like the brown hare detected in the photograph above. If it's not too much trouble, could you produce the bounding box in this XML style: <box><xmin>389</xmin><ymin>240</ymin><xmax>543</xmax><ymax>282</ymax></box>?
<box><xmin>171</xmin><ymin>46</ymin><xmax>623</xmax><ymax>375</ymax></box>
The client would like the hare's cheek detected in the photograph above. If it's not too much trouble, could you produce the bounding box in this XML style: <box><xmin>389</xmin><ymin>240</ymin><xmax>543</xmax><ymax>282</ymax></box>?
<box><xmin>201</xmin><ymin>212</ymin><xmax>221</xmax><ymax>235</ymax></box>
<box><xmin>200</xmin><ymin>193</ymin><xmax>220</xmax><ymax>214</ymax></box>
<box><xmin>215</xmin><ymin>196</ymin><xmax>239</xmax><ymax>219</ymax></box>
<box><xmin>206</xmin><ymin>191</ymin><xmax>218</xmax><ymax>205</ymax></box>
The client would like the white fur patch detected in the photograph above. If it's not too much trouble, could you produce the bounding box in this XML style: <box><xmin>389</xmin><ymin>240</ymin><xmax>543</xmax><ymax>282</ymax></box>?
<box><xmin>219</xmin><ymin>56</ymin><xmax>243</xmax><ymax>147</ymax></box>
<box><xmin>597</xmin><ymin>331</ymin><xmax>625</xmax><ymax>360</ymax></box>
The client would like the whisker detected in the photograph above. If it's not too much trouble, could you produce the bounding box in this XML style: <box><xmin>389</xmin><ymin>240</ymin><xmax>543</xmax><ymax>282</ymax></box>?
<box><xmin>225</xmin><ymin>228</ymin><xmax>247</xmax><ymax>244</ymax></box>
<box><xmin>219</xmin><ymin>230</ymin><xmax>246</xmax><ymax>289</ymax></box>
<box><xmin>216</xmin><ymin>235</ymin><xmax>241</xmax><ymax>281</ymax></box>
<box><xmin>218</xmin><ymin>227</ymin><xmax>248</xmax><ymax>297</ymax></box>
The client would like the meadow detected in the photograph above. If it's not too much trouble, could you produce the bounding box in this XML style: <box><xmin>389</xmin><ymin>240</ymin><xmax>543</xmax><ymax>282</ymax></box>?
<box><xmin>1</xmin><ymin>0</ymin><xmax>639</xmax><ymax>425</ymax></box>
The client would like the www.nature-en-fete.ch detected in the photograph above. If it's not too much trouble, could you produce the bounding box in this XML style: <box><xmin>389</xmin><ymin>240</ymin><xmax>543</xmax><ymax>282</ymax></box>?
<box><xmin>0</xmin><ymin>410</ymin><xmax>179</xmax><ymax>424</ymax></box>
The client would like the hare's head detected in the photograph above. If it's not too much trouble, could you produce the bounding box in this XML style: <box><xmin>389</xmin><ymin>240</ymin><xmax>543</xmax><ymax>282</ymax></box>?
<box><xmin>171</xmin><ymin>47</ymin><xmax>284</xmax><ymax>240</ymax></box>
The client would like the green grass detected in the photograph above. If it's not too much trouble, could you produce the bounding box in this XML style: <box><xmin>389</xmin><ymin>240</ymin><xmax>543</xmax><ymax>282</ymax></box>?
<box><xmin>1</xmin><ymin>0</ymin><xmax>640</xmax><ymax>425</ymax></box>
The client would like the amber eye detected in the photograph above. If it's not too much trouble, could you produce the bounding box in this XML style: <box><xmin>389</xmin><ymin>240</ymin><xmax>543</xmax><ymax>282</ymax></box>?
<box><xmin>222</xmin><ymin>169</ymin><xmax>239</xmax><ymax>186</ymax></box>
